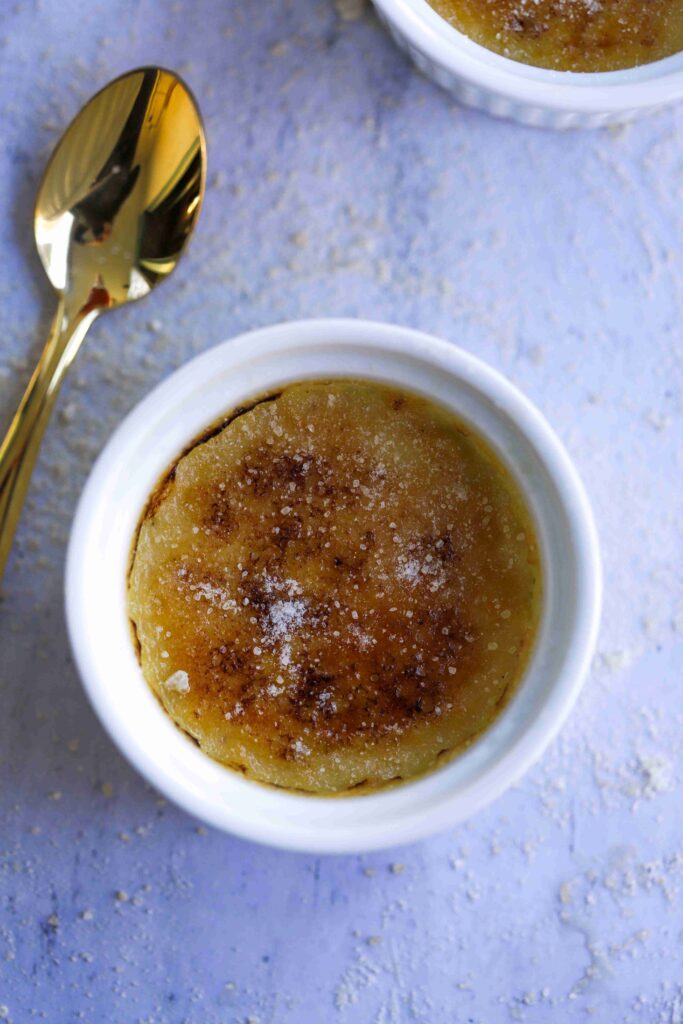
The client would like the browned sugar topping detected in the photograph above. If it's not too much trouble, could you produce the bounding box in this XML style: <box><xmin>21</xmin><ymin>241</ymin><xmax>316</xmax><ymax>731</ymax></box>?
<box><xmin>128</xmin><ymin>381</ymin><xmax>541</xmax><ymax>794</ymax></box>
<box><xmin>427</xmin><ymin>0</ymin><xmax>683</xmax><ymax>72</ymax></box>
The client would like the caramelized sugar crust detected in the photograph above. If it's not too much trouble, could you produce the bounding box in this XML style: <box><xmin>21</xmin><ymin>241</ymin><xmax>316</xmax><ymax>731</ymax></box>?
<box><xmin>128</xmin><ymin>381</ymin><xmax>541</xmax><ymax>794</ymax></box>
<box><xmin>428</xmin><ymin>0</ymin><xmax>683</xmax><ymax>72</ymax></box>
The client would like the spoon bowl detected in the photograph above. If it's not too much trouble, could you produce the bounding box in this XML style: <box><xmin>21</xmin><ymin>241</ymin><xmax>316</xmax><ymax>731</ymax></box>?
<box><xmin>35</xmin><ymin>67</ymin><xmax>205</xmax><ymax>306</ymax></box>
<box><xmin>0</xmin><ymin>67</ymin><xmax>206</xmax><ymax>577</ymax></box>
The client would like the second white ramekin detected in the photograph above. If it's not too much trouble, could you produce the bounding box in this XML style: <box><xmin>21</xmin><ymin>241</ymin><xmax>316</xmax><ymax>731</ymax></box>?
<box><xmin>373</xmin><ymin>0</ymin><xmax>683</xmax><ymax>127</ymax></box>
<box><xmin>65</xmin><ymin>319</ymin><xmax>601</xmax><ymax>853</ymax></box>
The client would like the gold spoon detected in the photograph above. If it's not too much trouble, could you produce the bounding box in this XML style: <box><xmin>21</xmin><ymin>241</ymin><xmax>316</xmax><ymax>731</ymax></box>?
<box><xmin>0</xmin><ymin>67</ymin><xmax>206</xmax><ymax>578</ymax></box>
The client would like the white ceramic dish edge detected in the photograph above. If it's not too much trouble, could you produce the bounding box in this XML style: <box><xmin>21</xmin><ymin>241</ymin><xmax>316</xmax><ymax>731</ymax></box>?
<box><xmin>65</xmin><ymin>319</ymin><xmax>601</xmax><ymax>853</ymax></box>
<box><xmin>372</xmin><ymin>0</ymin><xmax>683</xmax><ymax>127</ymax></box>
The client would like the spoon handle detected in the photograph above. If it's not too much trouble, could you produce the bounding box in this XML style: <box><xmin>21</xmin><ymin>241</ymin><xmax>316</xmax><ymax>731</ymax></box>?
<box><xmin>0</xmin><ymin>299</ymin><xmax>97</xmax><ymax>579</ymax></box>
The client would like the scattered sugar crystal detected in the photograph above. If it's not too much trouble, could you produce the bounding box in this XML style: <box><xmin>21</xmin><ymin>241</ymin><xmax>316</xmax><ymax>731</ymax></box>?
<box><xmin>164</xmin><ymin>670</ymin><xmax>190</xmax><ymax>693</ymax></box>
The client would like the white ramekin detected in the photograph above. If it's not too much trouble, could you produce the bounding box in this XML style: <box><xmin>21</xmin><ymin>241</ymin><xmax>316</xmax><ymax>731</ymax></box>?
<box><xmin>372</xmin><ymin>0</ymin><xmax>683</xmax><ymax>127</ymax></box>
<box><xmin>65</xmin><ymin>319</ymin><xmax>601</xmax><ymax>853</ymax></box>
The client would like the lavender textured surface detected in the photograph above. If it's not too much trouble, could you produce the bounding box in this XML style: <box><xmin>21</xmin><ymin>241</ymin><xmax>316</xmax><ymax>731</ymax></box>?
<box><xmin>1</xmin><ymin>1</ymin><xmax>682</xmax><ymax>1021</ymax></box>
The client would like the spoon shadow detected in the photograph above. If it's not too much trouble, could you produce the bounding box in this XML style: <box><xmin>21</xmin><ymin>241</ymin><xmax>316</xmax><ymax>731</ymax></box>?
<box><xmin>0</xmin><ymin>140</ymin><xmax>57</xmax><ymax>436</ymax></box>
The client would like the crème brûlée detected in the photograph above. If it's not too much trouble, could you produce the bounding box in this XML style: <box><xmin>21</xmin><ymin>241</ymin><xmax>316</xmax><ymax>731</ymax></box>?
<box><xmin>127</xmin><ymin>380</ymin><xmax>541</xmax><ymax>795</ymax></box>
<box><xmin>427</xmin><ymin>0</ymin><xmax>683</xmax><ymax>72</ymax></box>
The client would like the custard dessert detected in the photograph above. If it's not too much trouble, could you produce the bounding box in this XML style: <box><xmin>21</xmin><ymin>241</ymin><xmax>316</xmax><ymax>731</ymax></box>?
<box><xmin>128</xmin><ymin>381</ymin><xmax>541</xmax><ymax>794</ymax></box>
<box><xmin>428</xmin><ymin>0</ymin><xmax>683</xmax><ymax>72</ymax></box>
